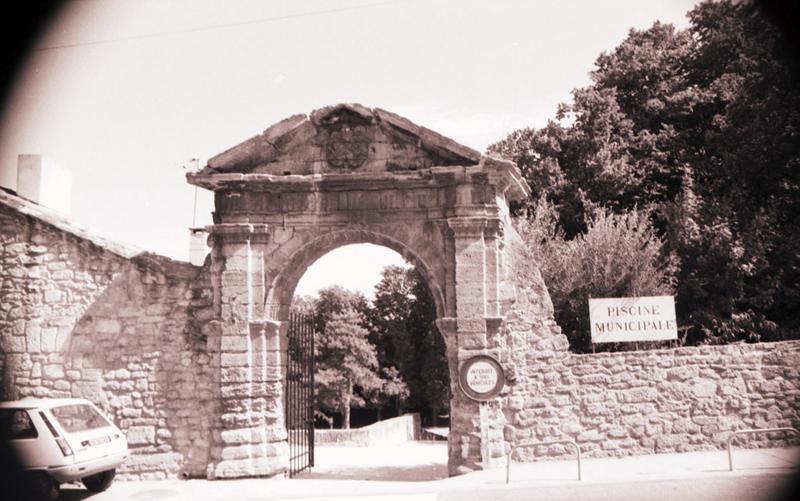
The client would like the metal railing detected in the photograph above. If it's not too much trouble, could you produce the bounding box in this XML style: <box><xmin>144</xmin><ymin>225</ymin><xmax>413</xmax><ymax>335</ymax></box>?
<box><xmin>506</xmin><ymin>439</ymin><xmax>582</xmax><ymax>484</ymax></box>
<box><xmin>727</xmin><ymin>427</ymin><xmax>799</xmax><ymax>471</ymax></box>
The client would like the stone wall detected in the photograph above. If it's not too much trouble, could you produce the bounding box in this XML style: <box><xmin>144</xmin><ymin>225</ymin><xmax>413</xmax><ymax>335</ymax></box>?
<box><xmin>0</xmin><ymin>192</ymin><xmax>218</xmax><ymax>479</ymax></box>
<box><xmin>495</xmin><ymin>225</ymin><xmax>800</xmax><ymax>463</ymax></box>
<box><xmin>3</xmin><ymin>187</ymin><xmax>800</xmax><ymax>480</ymax></box>
<box><xmin>314</xmin><ymin>414</ymin><xmax>421</xmax><ymax>447</ymax></box>
<box><xmin>504</xmin><ymin>341</ymin><xmax>800</xmax><ymax>461</ymax></box>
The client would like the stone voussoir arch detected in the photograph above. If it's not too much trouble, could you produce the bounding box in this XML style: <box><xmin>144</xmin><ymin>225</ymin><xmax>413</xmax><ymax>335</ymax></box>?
<box><xmin>187</xmin><ymin>103</ymin><xmax>561</xmax><ymax>479</ymax></box>
<box><xmin>267</xmin><ymin>227</ymin><xmax>449</xmax><ymax>322</ymax></box>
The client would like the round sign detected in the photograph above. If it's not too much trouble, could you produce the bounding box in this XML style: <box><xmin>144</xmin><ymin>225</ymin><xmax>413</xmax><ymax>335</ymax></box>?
<box><xmin>458</xmin><ymin>355</ymin><xmax>505</xmax><ymax>401</ymax></box>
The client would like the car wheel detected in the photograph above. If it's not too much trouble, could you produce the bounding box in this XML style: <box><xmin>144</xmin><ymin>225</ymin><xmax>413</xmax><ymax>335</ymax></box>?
<box><xmin>23</xmin><ymin>471</ymin><xmax>59</xmax><ymax>501</ymax></box>
<box><xmin>82</xmin><ymin>468</ymin><xmax>116</xmax><ymax>492</ymax></box>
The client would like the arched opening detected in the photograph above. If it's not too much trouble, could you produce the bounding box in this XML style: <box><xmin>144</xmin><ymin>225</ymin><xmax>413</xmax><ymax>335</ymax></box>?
<box><xmin>284</xmin><ymin>242</ymin><xmax>451</xmax><ymax>480</ymax></box>
<box><xmin>190</xmin><ymin>104</ymin><xmax>533</xmax><ymax>480</ymax></box>
<box><xmin>267</xmin><ymin>229</ymin><xmax>449</xmax><ymax>323</ymax></box>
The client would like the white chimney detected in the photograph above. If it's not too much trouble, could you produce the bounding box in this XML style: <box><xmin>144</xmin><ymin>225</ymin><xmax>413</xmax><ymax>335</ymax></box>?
<box><xmin>16</xmin><ymin>154</ymin><xmax>72</xmax><ymax>216</ymax></box>
<box><xmin>189</xmin><ymin>228</ymin><xmax>208</xmax><ymax>266</ymax></box>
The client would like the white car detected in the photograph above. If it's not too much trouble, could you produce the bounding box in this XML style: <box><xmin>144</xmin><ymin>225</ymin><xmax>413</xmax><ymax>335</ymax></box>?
<box><xmin>0</xmin><ymin>397</ymin><xmax>128</xmax><ymax>500</ymax></box>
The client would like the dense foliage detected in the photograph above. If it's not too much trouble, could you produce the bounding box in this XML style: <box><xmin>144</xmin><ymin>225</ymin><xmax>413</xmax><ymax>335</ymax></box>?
<box><xmin>515</xmin><ymin>201</ymin><xmax>676</xmax><ymax>352</ymax></box>
<box><xmin>293</xmin><ymin>270</ymin><xmax>449</xmax><ymax>428</ymax></box>
<box><xmin>491</xmin><ymin>0</ymin><xmax>800</xmax><ymax>347</ymax></box>
<box><xmin>314</xmin><ymin>308</ymin><xmax>405</xmax><ymax>429</ymax></box>
<box><xmin>365</xmin><ymin>266</ymin><xmax>450</xmax><ymax>424</ymax></box>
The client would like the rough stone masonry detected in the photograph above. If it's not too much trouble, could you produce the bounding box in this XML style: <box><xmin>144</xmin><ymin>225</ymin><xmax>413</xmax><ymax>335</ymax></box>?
<box><xmin>1</xmin><ymin>104</ymin><xmax>798</xmax><ymax>480</ymax></box>
<box><xmin>0</xmin><ymin>188</ymin><xmax>218</xmax><ymax>479</ymax></box>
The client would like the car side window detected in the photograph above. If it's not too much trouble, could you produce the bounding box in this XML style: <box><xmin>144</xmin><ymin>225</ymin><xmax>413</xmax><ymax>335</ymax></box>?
<box><xmin>0</xmin><ymin>409</ymin><xmax>39</xmax><ymax>439</ymax></box>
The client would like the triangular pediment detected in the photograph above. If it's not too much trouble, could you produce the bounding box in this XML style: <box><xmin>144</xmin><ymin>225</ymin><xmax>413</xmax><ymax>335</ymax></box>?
<box><xmin>199</xmin><ymin>104</ymin><xmax>482</xmax><ymax>176</ymax></box>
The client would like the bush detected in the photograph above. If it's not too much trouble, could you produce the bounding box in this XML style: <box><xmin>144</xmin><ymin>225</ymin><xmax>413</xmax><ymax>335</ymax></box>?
<box><xmin>515</xmin><ymin>200</ymin><xmax>677</xmax><ymax>352</ymax></box>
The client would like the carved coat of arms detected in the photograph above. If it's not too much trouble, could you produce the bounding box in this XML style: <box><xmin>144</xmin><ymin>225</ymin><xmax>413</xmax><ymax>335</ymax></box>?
<box><xmin>325</xmin><ymin>126</ymin><xmax>369</xmax><ymax>170</ymax></box>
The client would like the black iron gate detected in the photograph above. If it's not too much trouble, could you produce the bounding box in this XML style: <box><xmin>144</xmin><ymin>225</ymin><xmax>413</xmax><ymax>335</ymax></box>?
<box><xmin>285</xmin><ymin>312</ymin><xmax>315</xmax><ymax>477</ymax></box>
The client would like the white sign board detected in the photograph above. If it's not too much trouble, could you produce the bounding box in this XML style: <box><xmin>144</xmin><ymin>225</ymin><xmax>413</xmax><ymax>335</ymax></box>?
<box><xmin>589</xmin><ymin>295</ymin><xmax>677</xmax><ymax>343</ymax></box>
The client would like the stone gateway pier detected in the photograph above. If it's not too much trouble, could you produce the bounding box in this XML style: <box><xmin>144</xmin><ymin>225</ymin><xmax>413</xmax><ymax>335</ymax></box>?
<box><xmin>185</xmin><ymin>103</ymin><xmax>558</xmax><ymax>477</ymax></box>
<box><xmin>2</xmin><ymin>104</ymin><xmax>798</xmax><ymax>480</ymax></box>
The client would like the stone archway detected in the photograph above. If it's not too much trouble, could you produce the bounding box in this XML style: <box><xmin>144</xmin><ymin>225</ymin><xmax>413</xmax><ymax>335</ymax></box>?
<box><xmin>188</xmin><ymin>103</ymin><xmax>564</xmax><ymax>479</ymax></box>
<box><xmin>270</xmin><ymin>229</ymin><xmax>448</xmax><ymax>322</ymax></box>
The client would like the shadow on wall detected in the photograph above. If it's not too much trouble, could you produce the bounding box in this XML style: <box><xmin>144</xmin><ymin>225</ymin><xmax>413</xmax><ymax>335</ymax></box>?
<box><xmin>63</xmin><ymin>254</ymin><xmax>219</xmax><ymax>479</ymax></box>
<box><xmin>0</xmin><ymin>203</ymin><xmax>220</xmax><ymax>480</ymax></box>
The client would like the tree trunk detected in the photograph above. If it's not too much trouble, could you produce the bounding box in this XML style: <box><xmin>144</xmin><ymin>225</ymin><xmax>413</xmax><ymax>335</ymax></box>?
<box><xmin>343</xmin><ymin>380</ymin><xmax>352</xmax><ymax>429</ymax></box>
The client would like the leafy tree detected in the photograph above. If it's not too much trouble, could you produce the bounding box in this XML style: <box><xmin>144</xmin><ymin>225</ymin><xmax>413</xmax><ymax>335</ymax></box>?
<box><xmin>315</xmin><ymin>308</ymin><xmax>388</xmax><ymax>429</ymax></box>
<box><xmin>492</xmin><ymin>0</ymin><xmax>800</xmax><ymax>344</ymax></box>
<box><xmin>682</xmin><ymin>0</ymin><xmax>800</xmax><ymax>339</ymax></box>
<box><xmin>311</xmin><ymin>285</ymin><xmax>369</xmax><ymax>334</ymax></box>
<box><xmin>368</xmin><ymin>266</ymin><xmax>415</xmax><ymax>377</ymax></box>
<box><xmin>411</xmin><ymin>274</ymin><xmax>450</xmax><ymax>424</ymax></box>
<box><xmin>290</xmin><ymin>294</ymin><xmax>316</xmax><ymax>316</ymax></box>
<box><xmin>515</xmin><ymin>201</ymin><xmax>676</xmax><ymax>352</ymax></box>
<box><xmin>292</xmin><ymin>269</ymin><xmax>448</xmax><ymax>425</ymax></box>
<box><xmin>360</xmin><ymin>365</ymin><xmax>409</xmax><ymax>422</ymax></box>
<box><xmin>365</xmin><ymin>266</ymin><xmax>450</xmax><ymax>424</ymax></box>
<box><xmin>293</xmin><ymin>285</ymin><xmax>408</xmax><ymax>428</ymax></box>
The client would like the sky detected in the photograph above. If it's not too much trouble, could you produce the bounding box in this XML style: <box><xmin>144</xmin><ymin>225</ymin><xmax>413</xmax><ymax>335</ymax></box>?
<box><xmin>0</xmin><ymin>0</ymin><xmax>701</xmax><ymax>298</ymax></box>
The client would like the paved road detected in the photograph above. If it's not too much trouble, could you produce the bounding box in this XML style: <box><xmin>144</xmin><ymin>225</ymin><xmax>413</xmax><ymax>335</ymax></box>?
<box><xmin>436</xmin><ymin>474</ymin><xmax>799</xmax><ymax>501</ymax></box>
<box><xmin>54</xmin><ymin>472</ymin><xmax>800</xmax><ymax>501</ymax></box>
<box><xmin>297</xmin><ymin>443</ymin><xmax>448</xmax><ymax>481</ymax></box>
<box><xmin>43</xmin><ymin>445</ymin><xmax>800</xmax><ymax>501</ymax></box>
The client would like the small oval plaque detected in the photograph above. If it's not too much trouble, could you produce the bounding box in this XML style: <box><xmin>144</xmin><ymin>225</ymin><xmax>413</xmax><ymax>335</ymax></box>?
<box><xmin>459</xmin><ymin>355</ymin><xmax>505</xmax><ymax>401</ymax></box>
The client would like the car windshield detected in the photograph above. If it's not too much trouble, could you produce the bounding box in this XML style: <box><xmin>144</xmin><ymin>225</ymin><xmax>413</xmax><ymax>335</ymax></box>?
<box><xmin>50</xmin><ymin>404</ymin><xmax>111</xmax><ymax>433</ymax></box>
<box><xmin>0</xmin><ymin>408</ymin><xmax>38</xmax><ymax>439</ymax></box>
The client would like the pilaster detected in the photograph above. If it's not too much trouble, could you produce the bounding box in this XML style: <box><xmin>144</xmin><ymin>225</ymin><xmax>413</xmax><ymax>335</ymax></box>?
<box><xmin>207</xmin><ymin>223</ymin><xmax>289</xmax><ymax>478</ymax></box>
<box><xmin>483</xmin><ymin>218</ymin><xmax>502</xmax><ymax>318</ymax></box>
<box><xmin>448</xmin><ymin>217</ymin><xmax>488</xmax><ymax>351</ymax></box>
